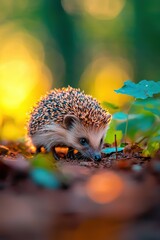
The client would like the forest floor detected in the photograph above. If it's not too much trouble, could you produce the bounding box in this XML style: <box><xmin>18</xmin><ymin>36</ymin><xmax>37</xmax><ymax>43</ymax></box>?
<box><xmin>0</xmin><ymin>141</ymin><xmax>160</xmax><ymax>240</ymax></box>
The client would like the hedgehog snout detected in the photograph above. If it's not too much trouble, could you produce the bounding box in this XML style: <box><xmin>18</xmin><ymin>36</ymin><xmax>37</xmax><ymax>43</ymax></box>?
<box><xmin>83</xmin><ymin>148</ymin><xmax>102</xmax><ymax>161</ymax></box>
<box><xmin>93</xmin><ymin>152</ymin><xmax>101</xmax><ymax>161</ymax></box>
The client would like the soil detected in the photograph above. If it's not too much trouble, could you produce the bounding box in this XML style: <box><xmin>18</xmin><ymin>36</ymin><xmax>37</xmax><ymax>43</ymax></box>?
<box><xmin>0</xmin><ymin>141</ymin><xmax>160</xmax><ymax>240</ymax></box>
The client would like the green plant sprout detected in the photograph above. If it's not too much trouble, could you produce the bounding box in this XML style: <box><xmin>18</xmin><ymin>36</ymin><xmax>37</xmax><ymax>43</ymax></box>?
<box><xmin>104</xmin><ymin>80</ymin><xmax>160</xmax><ymax>156</ymax></box>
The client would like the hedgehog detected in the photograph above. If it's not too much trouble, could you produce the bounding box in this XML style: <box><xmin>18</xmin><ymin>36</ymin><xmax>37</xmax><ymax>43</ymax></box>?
<box><xmin>27</xmin><ymin>86</ymin><xmax>111</xmax><ymax>161</ymax></box>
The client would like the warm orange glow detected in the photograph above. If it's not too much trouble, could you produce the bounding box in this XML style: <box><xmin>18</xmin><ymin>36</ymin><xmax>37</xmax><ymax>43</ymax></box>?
<box><xmin>55</xmin><ymin>146</ymin><xmax>69</xmax><ymax>158</ymax></box>
<box><xmin>54</xmin><ymin>147</ymin><xmax>79</xmax><ymax>158</ymax></box>
<box><xmin>0</xmin><ymin>26</ymin><xmax>53</xmax><ymax>139</ymax></box>
<box><xmin>86</xmin><ymin>171</ymin><xmax>124</xmax><ymax>203</ymax></box>
<box><xmin>29</xmin><ymin>145</ymin><xmax>36</xmax><ymax>154</ymax></box>
<box><xmin>80</xmin><ymin>56</ymin><xmax>133</xmax><ymax>106</ymax></box>
<box><xmin>0</xmin><ymin>32</ymin><xmax>51</xmax><ymax>113</ymax></box>
<box><xmin>62</xmin><ymin>0</ymin><xmax>126</xmax><ymax>19</ymax></box>
<box><xmin>74</xmin><ymin>149</ymin><xmax>79</xmax><ymax>154</ymax></box>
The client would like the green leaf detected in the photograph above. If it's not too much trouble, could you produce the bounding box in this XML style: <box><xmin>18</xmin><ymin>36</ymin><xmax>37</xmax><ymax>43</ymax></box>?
<box><xmin>102</xmin><ymin>101</ymin><xmax>119</xmax><ymax>110</ymax></box>
<box><xmin>115</xmin><ymin>80</ymin><xmax>160</xmax><ymax>99</ymax></box>
<box><xmin>102</xmin><ymin>147</ymin><xmax>124</xmax><ymax>154</ymax></box>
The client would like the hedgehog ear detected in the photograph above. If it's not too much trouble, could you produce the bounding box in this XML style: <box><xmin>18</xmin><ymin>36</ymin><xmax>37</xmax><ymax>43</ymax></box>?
<box><xmin>64</xmin><ymin>115</ymin><xmax>79</xmax><ymax>130</ymax></box>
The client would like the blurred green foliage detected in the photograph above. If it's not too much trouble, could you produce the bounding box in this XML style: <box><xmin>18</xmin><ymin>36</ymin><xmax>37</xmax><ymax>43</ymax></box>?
<box><xmin>105</xmin><ymin>80</ymin><xmax>160</xmax><ymax>156</ymax></box>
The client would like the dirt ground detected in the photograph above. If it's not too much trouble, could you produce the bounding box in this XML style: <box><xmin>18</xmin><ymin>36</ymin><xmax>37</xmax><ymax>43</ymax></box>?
<box><xmin>0</xmin><ymin>141</ymin><xmax>160</xmax><ymax>240</ymax></box>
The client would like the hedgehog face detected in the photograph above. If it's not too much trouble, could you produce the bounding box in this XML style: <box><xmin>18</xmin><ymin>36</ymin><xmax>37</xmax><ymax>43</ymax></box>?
<box><xmin>64</xmin><ymin>115</ymin><xmax>109</xmax><ymax>161</ymax></box>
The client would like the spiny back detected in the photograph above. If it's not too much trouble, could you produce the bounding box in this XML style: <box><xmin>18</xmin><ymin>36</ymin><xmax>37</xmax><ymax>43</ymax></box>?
<box><xmin>28</xmin><ymin>86</ymin><xmax>110</xmax><ymax>136</ymax></box>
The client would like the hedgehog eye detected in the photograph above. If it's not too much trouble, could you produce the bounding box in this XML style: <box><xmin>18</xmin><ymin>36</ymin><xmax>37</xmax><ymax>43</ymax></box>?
<box><xmin>79</xmin><ymin>138</ymin><xmax>88</xmax><ymax>146</ymax></box>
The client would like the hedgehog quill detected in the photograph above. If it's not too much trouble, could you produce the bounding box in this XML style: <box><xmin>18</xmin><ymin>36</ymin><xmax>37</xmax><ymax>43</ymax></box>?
<box><xmin>27</xmin><ymin>87</ymin><xmax>111</xmax><ymax>161</ymax></box>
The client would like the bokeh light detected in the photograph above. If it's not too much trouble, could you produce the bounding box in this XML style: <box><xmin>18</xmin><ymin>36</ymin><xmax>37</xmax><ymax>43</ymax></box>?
<box><xmin>80</xmin><ymin>56</ymin><xmax>133</xmax><ymax>105</ymax></box>
<box><xmin>62</xmin><ymin>0</ymin><xmax>126</xmax><ymax>20</ymax></box>
<box><xmin>86</xmin><ymin>171</ymin><xmax>124</xmax><ymax>204</ymax></box>
<box><xmin>84</xmin><ymin>0</ymin><xmax>126</xmax><ymax>20</ymax></box>
<box><xmin>0</xmin><ymin>24</ymin><xmax>52</xmax><ymax>139</ymax></box>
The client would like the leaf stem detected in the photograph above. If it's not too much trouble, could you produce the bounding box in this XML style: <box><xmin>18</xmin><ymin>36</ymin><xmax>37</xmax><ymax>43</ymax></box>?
<box><xmin>124</xmin><ymin>100</ymin><xmax>135</xmax><ymax>143</ymax></box>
